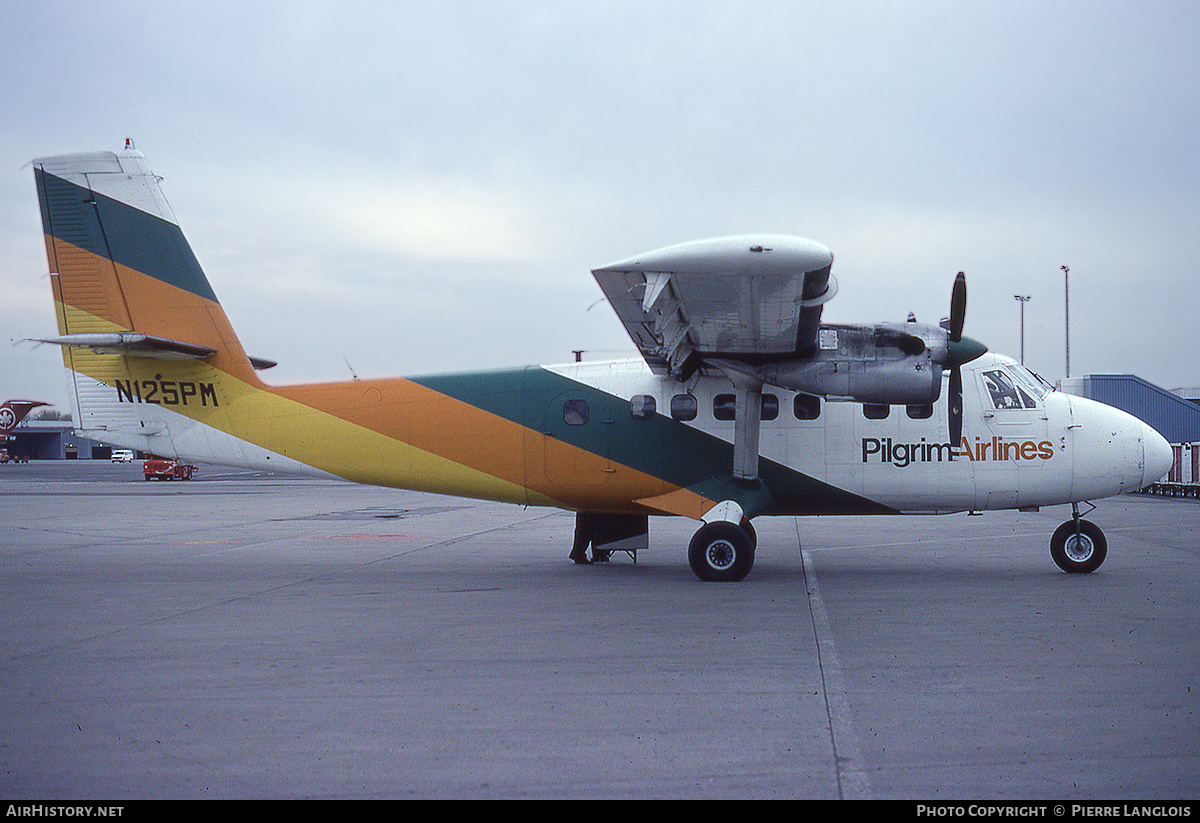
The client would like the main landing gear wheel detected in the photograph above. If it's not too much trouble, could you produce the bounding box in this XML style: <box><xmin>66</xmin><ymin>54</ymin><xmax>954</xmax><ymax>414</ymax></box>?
<box><xmin>1050</xmin><ymin>519</ymin><xmax>1107</xmax><ymax>573</ymax></box>
<box><xmin>740</xmin><ymin>518</ymin><xmax>757</xmax><ymax>550</ymax></box>
<box><xmin>688</xmin><ymin>521</ymin><xmax>755</xmax><ymax>582</ymax></box>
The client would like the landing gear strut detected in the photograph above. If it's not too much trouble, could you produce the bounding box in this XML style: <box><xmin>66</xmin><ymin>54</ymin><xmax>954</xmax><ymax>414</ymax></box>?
<box><xmin>1050</xmin><ymin>503</ymin><xmax>1107</xmax><ymax>573</ymax></box>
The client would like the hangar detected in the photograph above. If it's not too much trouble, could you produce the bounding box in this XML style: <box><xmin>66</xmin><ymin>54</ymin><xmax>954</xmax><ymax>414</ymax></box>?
<box><xmin>2</xmin><ymin>417</ymin><xmax>121</xmax><ymax>461</ymax></box>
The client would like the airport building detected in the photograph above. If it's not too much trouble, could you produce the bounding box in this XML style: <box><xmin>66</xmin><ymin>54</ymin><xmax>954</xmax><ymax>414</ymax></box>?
<box><xmin>2</xmin><ymin>418</ymin><xmax>123</xmax><ymax>461</ymax></box>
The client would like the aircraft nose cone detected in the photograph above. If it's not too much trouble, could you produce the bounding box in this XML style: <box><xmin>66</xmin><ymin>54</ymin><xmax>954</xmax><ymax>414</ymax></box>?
<box><xmin>1142</xmin><ymin>424</ymin><xmax>1173</xmax><ymax>487</ymax></box>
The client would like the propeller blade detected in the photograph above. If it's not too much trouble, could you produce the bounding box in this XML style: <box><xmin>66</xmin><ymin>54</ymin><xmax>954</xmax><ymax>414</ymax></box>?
<box><xmin>940</xmin><ymin>272</ymin><xmax>977</xmax><ymax>443</ymax></box>
<box><xmin>949</xmin><ymin>271</ymin><xmax>966</xmax><ymax>342</ymax></box>
<box><xmin>935</xmin><ymin>272</ymin><xmax>987</xmax><ymax>369</ymax></box>
<box><xmin>949</xmin><ymin>365</ymin><xmax>963</xmax><ymax>445</ymax></box>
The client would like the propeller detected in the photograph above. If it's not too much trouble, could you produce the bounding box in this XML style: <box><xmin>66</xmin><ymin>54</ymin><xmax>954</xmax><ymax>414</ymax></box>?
<box><xmin>940</xmin><ymin>272</ymin><xmax>987</xmax><ymax>445</ymax></box>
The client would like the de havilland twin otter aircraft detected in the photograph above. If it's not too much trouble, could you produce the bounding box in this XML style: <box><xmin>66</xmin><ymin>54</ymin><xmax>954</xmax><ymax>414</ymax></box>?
<box><xmin>29</xmin><ymin>147</ymin><xmax>1173</xmax><ymax>581</ymax></box>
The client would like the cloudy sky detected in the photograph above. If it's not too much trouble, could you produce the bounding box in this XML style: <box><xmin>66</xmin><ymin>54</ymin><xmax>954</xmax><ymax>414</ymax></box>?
<box><xmin>3</xmin><ymin>1</ymin><xmax>1199</xmax><ymax>413</ymax></box>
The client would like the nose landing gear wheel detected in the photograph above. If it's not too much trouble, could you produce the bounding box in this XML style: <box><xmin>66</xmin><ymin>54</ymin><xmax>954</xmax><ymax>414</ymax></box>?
<box><xmin>1050</xmin><ymin>519</ymin><xmax>1107</xmax><ymax>573</ymax></box>
<box><xmin>688</xmin><ymin>521</ymin><xmax>755</xmax><ymax>582</ymax></box>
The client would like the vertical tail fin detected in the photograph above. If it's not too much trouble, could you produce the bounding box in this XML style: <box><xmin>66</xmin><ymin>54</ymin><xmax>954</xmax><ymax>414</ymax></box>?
<box><xmin>33</xmin><ymin>148</ymin><xmax>258</xmax><ymax>377</ymax></box>
<box><xmin>32</xmin><ymin>147</ymin><xmax>263</xmax><ymax>458</ymax></box>
<box><xmin>0</xmin><ymin>400</ymin><xmax>48</xmax><ymax>439</ymax></box>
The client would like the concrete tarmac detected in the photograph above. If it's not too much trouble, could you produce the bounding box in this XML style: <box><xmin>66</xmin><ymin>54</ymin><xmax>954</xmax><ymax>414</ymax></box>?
<box><xmin>1</xmin><ymin>461</ymin><xmax>1197</xmax><ymax>800</ymax></box>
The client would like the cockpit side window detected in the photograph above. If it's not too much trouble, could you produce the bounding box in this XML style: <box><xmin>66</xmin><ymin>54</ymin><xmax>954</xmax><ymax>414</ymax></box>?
<box><xmin>982</xmin><ymin>368</ymin><xmax>1037</xmax><ymax>410</ymax></box>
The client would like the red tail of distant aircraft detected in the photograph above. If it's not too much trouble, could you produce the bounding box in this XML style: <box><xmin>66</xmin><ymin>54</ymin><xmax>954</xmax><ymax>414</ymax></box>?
<box><xmin>0</xmin><ymin>400</ymin><xmax>48</xmax><ymax>439</ymax></box>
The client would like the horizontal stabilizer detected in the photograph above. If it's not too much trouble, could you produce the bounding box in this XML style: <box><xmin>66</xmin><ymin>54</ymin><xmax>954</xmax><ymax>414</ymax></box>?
<box><xmin>35</xmin><ymin>334</ymin><xmax>275</xmax><ymax>370</ymax></box>
<box><xmin>33</xmin><ymin>333</ymin><xmax>217</xmax><ymax>361</ymax></box>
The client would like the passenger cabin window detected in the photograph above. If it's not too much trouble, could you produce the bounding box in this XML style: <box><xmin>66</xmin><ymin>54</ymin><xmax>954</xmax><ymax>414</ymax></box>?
<box><xmin>630</xmin><ymin>394</ymin><xmax>656</xmax><ymax>420</ymax></box>
<box><xmin>863</xmin><ymin>404</ymin><xmax>890</xmax><ymax>420</ymax></box>
<box><xmin>981</xmin><ymin>368</ymin><xmax>1037</xmax><ymax>410</ymax></box>
<box><xmin>713</xmin><ymin>393</ymin><xmax>736</xmax><ymax>421</ymax></box>
<box><xmin>906</xmin><ymin>404</ymin><xmax>933</xmax><ymax>419</ymax></box>
<box><xmin>711</xmin><ymin>393</ymin><xmax>779</xmax><ymax>421</ymax></box>
<box><xmin>761</xmin><ymin>393</ymin><xmax>779</xmax><ymax>421</ymax></box>
<box><xmin>793</xmin><ymin>394</ymin><xmax>820</xmax><ymax>420</ymax></box>
<box><xmin>563</xmin><ymin>399</ymin><xmax>589</xmax><ymax>425</ymax></box>
<box><xmin>671</xmin><ymin>394</ymin><xmax>698</xmax><ymax>421</ymax></box>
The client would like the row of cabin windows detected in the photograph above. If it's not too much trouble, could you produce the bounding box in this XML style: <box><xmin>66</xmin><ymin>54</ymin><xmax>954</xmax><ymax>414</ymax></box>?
<box><xmin>562</xmin><ymin>395</ymin><xmax>936</xmax><ymax>425</ymax></box>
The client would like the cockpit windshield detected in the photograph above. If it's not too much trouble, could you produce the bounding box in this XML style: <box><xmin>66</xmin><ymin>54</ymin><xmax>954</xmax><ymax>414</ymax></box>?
<box><xmin>1005</xmin><ymin>363</ymin><xmax>1050</xmax><ymax>399</ymax></box>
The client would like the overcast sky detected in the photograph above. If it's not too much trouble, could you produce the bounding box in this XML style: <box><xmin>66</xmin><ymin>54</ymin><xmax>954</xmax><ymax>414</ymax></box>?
<box><xmin>3</xmin><ymin>1</ymin><xmax>1199</xmax><ymax>413</ymax></box>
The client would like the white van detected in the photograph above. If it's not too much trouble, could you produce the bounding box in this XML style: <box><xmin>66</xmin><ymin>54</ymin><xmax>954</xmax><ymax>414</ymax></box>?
<box><xmin>111</xmin><ymin>449</ymin><xmax>135</xmax><ymax>463</ymax></box>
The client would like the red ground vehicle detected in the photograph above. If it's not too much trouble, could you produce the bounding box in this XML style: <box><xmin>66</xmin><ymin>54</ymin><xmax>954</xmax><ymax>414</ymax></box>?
<box><xmin>143</xmin><ymin>458</ymin><xmax>196</xmax><ymax>480</ymax></box>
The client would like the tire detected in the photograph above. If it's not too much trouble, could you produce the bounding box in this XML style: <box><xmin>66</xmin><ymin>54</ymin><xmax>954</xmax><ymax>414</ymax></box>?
<box><xmin>1050</xmin><ymin>519</ymin><xmax>1107</xmax><ymax>573</ymax></box>
<box><xmin>740</xmin><ymin>518</ymin><xmax>758</xmax><ymax>550</ymax></box>
<box><xmin>688</xmin><ymin>521</ymin><xmax>755</xmax><ymax>582</ymax></box>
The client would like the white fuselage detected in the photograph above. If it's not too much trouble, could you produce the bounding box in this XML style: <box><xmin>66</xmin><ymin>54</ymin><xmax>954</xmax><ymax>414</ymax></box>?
<box><xmin>545</xmin><ymin>352</ymin><xmax>1171</xmax><ymax>514</ymax></box>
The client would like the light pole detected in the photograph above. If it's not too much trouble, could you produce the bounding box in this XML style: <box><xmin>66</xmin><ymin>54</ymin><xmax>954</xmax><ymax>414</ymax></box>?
<box><xmin>1014</xmin><ymin>295</ymin><xmax>1031</xmax><ymax>363</ymax></box>
<box><xmin>1061</xmin><ymin>265</ymin><xmax>1070</xmax><ymax>378</ymax></box>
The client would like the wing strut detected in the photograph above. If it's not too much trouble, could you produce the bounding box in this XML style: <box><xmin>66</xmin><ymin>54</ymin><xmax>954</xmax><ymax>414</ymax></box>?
<box><xmin>733</xmin><ymin>385</ymin><xmax>762</xmax><ymax>481</ymax></box>
<box><xmin>713</xmin><ymin>363</ymin><xmax>764</xmax><ymax>483</ymax></box>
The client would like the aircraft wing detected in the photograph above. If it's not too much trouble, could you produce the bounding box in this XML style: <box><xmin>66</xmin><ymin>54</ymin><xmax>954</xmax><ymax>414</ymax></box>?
<box><xmin>591</xmin><ymin>235</ymin><xmax>836</xmax><ymax>377</ymax></box>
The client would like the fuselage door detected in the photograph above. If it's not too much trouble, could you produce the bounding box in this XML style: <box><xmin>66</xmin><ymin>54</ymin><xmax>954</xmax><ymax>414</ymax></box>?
<box><xmin>972</xmin><ymin>364</ymin><xmax>1055</xmax><ymax>508</ymax></box>
<box><xmin>540</xmin><ymin>390</ymin><xmax>618</xmax><ymax>487</ymax></box>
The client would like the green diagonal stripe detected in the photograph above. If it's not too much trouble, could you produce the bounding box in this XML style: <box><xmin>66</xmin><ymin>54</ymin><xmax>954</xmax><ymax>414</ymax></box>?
<box><xmin>410</xmin><ymin>366</ymin><xmax>896</xmax><ymax>515</ymax></box>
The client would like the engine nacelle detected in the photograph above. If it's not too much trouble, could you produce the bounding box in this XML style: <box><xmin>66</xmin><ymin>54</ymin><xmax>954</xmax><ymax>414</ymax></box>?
<box><xmin>715</xmin><ymin>324</ymin><xmax>946</xmax><ymax>406</ymax></box>
<box><xmin>763</xmin><ymin>355</ymin><xmax>942</xmax><ymax>405</ymax></box>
